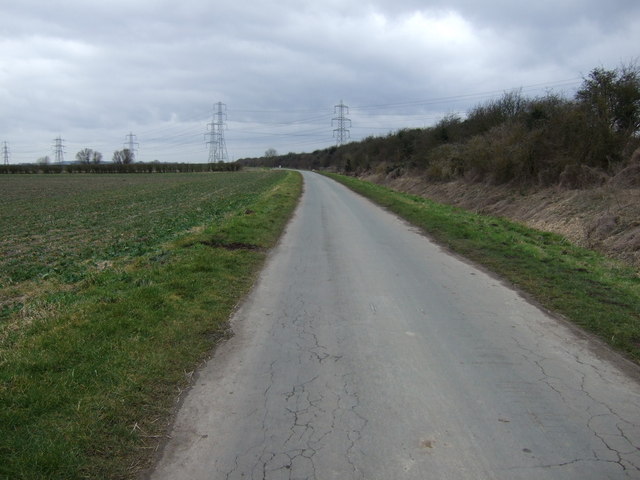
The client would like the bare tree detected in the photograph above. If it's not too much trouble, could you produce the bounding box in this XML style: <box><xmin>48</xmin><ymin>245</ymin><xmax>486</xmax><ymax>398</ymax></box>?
<box><xmin>112</xmin><ymin>149</ymin><xmax>134</xmax><ymax>164</ymax></box>
<box><xmin>76</xmin><ymin>148</ymin><xmax>93</xmax><ymax>164</ymax></box>
<box><xmin>576</xmin><ymin>63</ymin><xmax>640</xmax><ymax>166</ymax></box>
<box><xmin>76</xmin><ymin>148</ymin><xmax>103</xmax><ymax>165</ymax></box>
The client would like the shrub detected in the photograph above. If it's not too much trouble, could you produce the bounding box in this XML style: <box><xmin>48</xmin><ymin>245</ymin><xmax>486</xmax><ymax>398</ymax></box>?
<box><xmin>425</xmin><ymin>144</ymin><xmax>465</xmax><ymax>181</ymax></box>
<box><xmin>464</xmin><ymin>90</ymin><xmax>526</xmax><ymax>136</ymax></box>
<box><xmin>575</xmin><ymin>63</ymin><xmax>640</xmax><ymax>169</ymax></box>
<box><xmin>235</xmin><ymin>63</ymin><xmax>640</xmax><ymax>188</ymax></box>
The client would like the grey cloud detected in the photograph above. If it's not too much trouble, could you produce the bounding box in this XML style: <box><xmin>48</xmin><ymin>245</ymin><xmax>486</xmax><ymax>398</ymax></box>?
<box><xmin>1</xmin><ymin>0</ymin><xmax>639</xmax><ymax>162</ymax></box>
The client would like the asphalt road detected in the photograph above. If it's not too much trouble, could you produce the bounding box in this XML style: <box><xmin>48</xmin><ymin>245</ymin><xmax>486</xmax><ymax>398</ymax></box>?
<box><xmin>149</xmin><ymin>171</ymin><xmax>640</xmax><ymax>479</ymax></box>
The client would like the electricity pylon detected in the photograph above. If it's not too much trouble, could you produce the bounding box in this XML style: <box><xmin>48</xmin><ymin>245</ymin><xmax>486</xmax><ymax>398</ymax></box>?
<box><xmin>332</xmin><ymin>100</ymin><xmax>351</xmax><ymax>146</ymax></box>
<box><xmin>53</xmin><ymin>136</ymin><xmax>65</xmax><ymax>164</ymax></box>
<box><xmin>206</xmin><ymin>102</ymin><xmax>229</xmax><ymax>163</ymax></box>
<box><xmin>124</xmin><ymin>132</ymin><xmax>139</xmax><ymax>161</ymax></box>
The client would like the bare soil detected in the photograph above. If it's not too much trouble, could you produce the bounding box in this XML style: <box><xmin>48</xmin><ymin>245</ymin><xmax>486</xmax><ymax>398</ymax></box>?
<box><xmin>362</xmin><ymin>170</ymin><xmax>640</xmax><ymax>270</ymax></box>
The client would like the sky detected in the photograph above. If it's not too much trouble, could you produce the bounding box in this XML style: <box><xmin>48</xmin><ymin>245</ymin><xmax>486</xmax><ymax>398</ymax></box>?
<box><xmin>1</xmin><ymin>0</ymin><xmax>639</xmax><ymax>164</ymax></box>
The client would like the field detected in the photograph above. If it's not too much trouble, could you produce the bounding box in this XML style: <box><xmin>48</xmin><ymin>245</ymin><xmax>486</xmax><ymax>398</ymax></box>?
<box><xmin>0</xmin><ymin>171</ymin><xmax>302</xmax><ymax>479</ymax></box>
<box><xmin>1</xmin><ymin>173</ymin><xmax>280</xmax><ymax>287</ymax></box>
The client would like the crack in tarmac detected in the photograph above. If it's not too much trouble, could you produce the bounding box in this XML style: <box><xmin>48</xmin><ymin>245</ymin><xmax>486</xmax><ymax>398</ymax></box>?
<box><xmin>222</xmin><ymin>273</ymin><xmax>639</xmax><ymax>476</ymax></box>
<box><xmin>221</xmin><ymin>299</ymin><xmax>369</xmax><ymax>479</ymax></box>
<box><xmin>508</xmin><ymin>330</ymin><xmax>640</xmax><ymax>476</ymax></box>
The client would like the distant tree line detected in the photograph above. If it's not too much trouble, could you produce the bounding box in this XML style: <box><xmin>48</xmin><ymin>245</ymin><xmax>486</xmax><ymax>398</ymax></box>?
<box><xmin>3</xmin><ymin>144</ymin><xmax>242</xmax><ymax>174</ymax></box>
<box><xmin>0</xmin><ymin>161</ymin><xmax>241</xmax><ymax>174</ymax></box>
<box><xmin>238</xmin><ymin>63</ymin><xmax>640</xmax><ymax>188</ymax></box>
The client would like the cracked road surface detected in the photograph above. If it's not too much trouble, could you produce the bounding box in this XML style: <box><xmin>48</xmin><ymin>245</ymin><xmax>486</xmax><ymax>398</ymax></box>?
<box><xmin>149</xmin><ymin>171</ymin><xmax>640</xmax><ymax>479</ymax></box>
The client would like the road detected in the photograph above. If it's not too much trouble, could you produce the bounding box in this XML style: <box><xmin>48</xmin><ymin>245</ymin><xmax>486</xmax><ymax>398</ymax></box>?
<box><xmin>148</xmin><ymin>171</ymin><xmax>640</xmax><ymax>479</ymax></box>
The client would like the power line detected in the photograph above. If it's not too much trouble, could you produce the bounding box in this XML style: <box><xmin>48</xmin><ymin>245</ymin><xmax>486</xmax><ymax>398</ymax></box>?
<box><xmin>351</xmin><ymin>78</ymin><xmax>581</xmax><ymax>112</ymax></box>
<box><xmin>1</xmin><ymin>75</ymin><xmax>583</xmax><ymax>164</ymax></box>
<box><xmin>206</xmin><ymin>102</ymin><xmax>229</xmax><ymax>163</ymax></box>
<box><xmin>332</xmin><ymin>100</ymin><xmax>351</xmax><ymax>146</ymax></box>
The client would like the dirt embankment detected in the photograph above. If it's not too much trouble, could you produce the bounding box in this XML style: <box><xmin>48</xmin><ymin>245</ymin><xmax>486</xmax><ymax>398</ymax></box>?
<box><xmin>363</xmin><ymin>164</ymin><xmax>640</xmax><ymax>270</ymax></box>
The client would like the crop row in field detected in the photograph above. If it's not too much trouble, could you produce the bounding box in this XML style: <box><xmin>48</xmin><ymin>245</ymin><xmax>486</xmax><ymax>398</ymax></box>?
<box><xmin>0</xmin><ymin>172</ymin><xmax>285</xmax><ymax>320</ymax></box>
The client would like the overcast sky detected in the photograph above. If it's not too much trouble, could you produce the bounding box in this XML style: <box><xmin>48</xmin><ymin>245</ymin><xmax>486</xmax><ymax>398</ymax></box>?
<box><xmin>1</xmin><ymin>0</ymin><xmax>639</xmax><ymax>164</ymax></box>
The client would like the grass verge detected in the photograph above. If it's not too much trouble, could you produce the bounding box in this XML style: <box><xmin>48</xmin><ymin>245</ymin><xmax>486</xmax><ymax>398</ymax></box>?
<box><xmin>325</xmin><ymin>173</ymin><xmax>640</xmax><ymax>362</ymax></box>
<box><xmin>0</xmin><ymin>171</ymin><xmax>302</xmax><ymax>480</ymax></box>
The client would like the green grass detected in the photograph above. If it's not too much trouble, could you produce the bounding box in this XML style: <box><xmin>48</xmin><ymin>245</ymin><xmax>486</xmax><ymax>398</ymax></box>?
<box><xmin>0</xmin><ymin>173</ymin><xmax>283</xmax><ymax>285</ymax></box>
<box><xmin>0</xmin><ymin>171</ymin><xmax>302</xmax><ymax>479</ymax></box>
<box><xmin>326</xmin><ymin>173</ymin><xmax>640</xmax><ymax>362</ymax></box>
